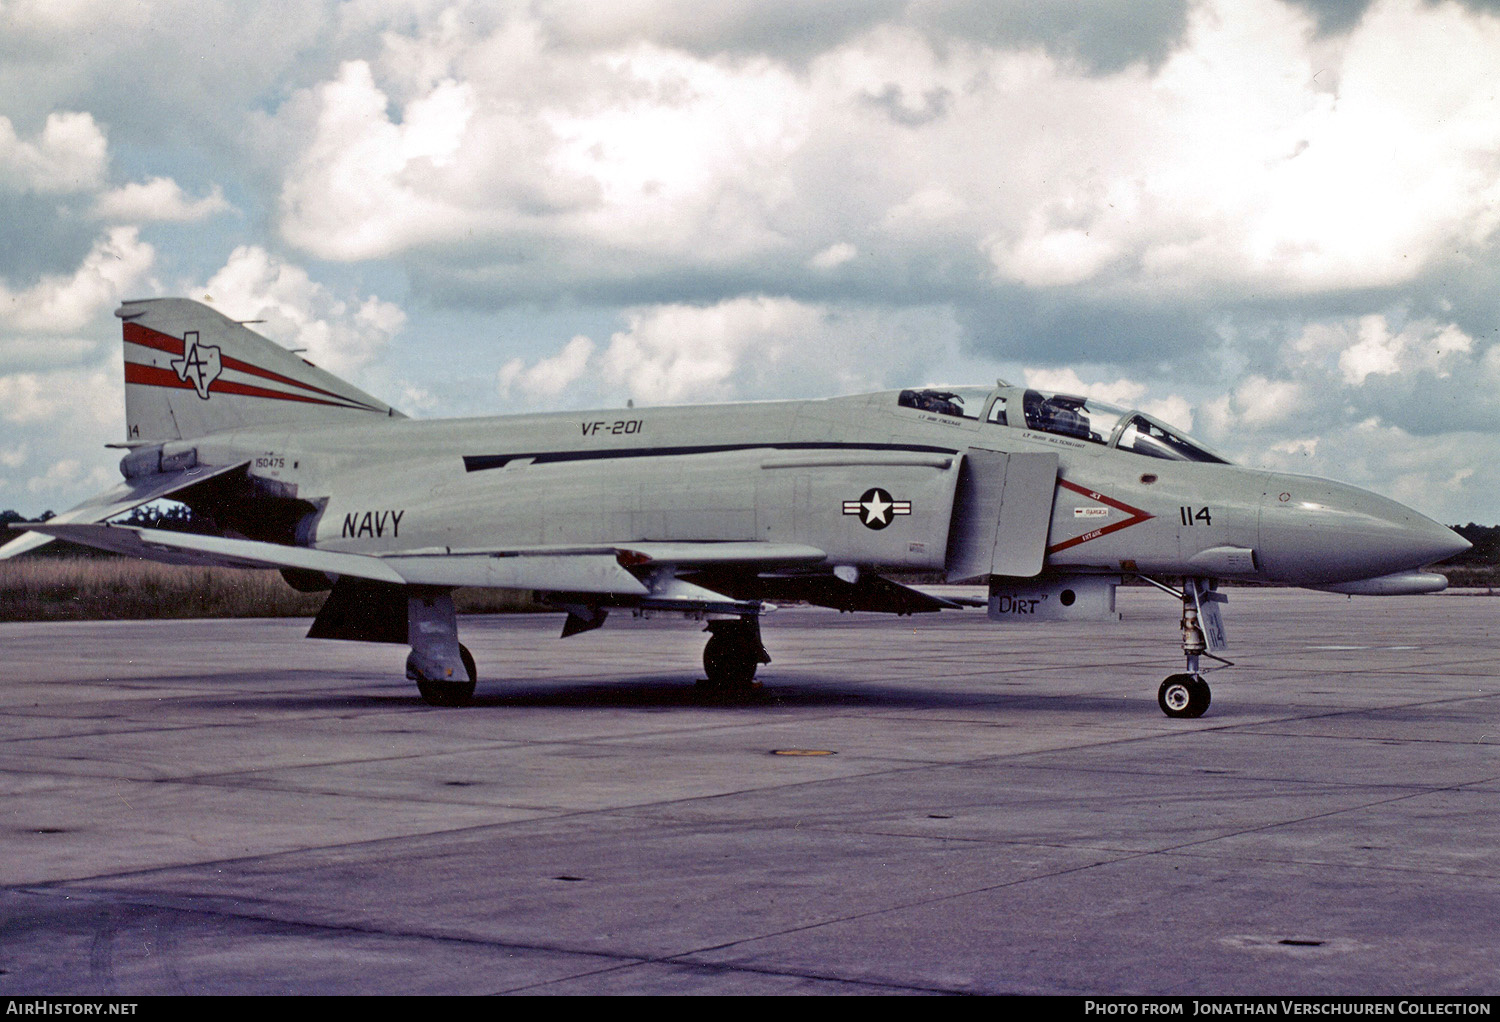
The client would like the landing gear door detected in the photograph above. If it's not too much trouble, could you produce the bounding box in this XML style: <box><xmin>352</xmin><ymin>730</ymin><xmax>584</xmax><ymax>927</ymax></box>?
<box><xmin>1188</xmin><ymin>579</ymin><xmax>1229</xmax><ymax>652</ymax></box>
<box><xmin>945</xmin><ymin>449</ymin><xmax>1059</xmax><ymax>582</ymax></box>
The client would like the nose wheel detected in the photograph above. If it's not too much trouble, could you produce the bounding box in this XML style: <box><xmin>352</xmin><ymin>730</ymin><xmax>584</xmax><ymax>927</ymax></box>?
<box><xmin>1158</xmin><ymin>673</ymin><xmax>1211</xmax><ymax>718</ymax></box>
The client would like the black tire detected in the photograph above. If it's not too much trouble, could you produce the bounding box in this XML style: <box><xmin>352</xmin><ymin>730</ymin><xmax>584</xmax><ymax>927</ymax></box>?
<box><xmin>1190</xmin><ymin>674</ymin><xmax>1211</xmax><ymax>715</ymax></box>
<box><xmin>414</xmin><ymin>644</ymin><xmax>478</xmax><ymax>707</ymax></box>
<box><xmin>702</xmin><ymin>632</ymin><xmax>758</xmax><ymax>690</ymax></box>
<box><xmin>1158</xmin><ymin>673</ymin><xmax>1209</xmax><ymax>718</ymax></box>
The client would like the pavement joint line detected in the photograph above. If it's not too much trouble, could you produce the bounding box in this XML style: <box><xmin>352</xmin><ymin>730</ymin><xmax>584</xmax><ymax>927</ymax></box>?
<box><xmin>0</xmin><ymin>732</ymin><xmax>514</xmax><ymax>769</ymax></box>
<box><xmin>643</xmin><ymin>776</ymin><xmax>1500</xmax><ymax>965</ymax></box>
<box><xmin>3</xmin><ymin>885</ymin><xmax>671</xmax><ymax>980</ymax></box>
<box><xmin>1119</xmin><ymin>773</ymin><xmax>1499</xmax><ymax>861</ymax></box>
<box><xmin>1151</xmin><ymin>846</ymin><xmax>1500</xmax><ymax>882</ymax></box>
<box><xmin>6</xmin><ymin>697</ymin><xmax>1483</xmax><ymax>816</ymax></box>
<box><xmin>13</xmin><ymin>752</ymin><xmax>1005</xmax><ymax>887</ymax></box>
<box><xmin>941</xmin><ymin>761</ymin><xmax>1495</xmax><ymax>793</ymax></box>
<box><xmin>10</xmin><ymin>711</ymin><xmax>1351</xmax><ymax>890</ymax></box>
<box><xmin>1232</xmin><ymin>730</ymin><xmax>1499</xmax><ymax>746</ymax></box>
<box><xmin>4</xmin><ymin>883</ymin><xmax>972</xmax><ymax>996</ymax></box>
<box><xmin>4</xmin><ymin>670</ymin><xmax>1487</xmax><ymax>784</ymax></box>
<box><xmin>653</xmin><ymin>847</ymin><xmax>1159</xmax><ymax>965</ymax></box>
<box><xmin>0</xmin><ymin>696</ymin><xmax>1231</xmax><ymax>789</ymax></box>
<box><xmin>488</xmin><ymin>954</ymin><xmax>962</xmax><ymax>996</ymax></box>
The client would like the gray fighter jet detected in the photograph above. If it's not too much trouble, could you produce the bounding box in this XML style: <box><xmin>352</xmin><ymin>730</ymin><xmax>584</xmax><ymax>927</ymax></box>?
<box><xmin>2</xmin><ymin>299</ymin><xmax>1470</xmax><ymax>717</ymax></box>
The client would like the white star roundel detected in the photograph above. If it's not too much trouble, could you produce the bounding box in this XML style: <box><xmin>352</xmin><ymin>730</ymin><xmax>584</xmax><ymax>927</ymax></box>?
<box><xmin>842</xmin><ymin>487</ymin><xmax>912</xmax><ymax>530</ymax></box>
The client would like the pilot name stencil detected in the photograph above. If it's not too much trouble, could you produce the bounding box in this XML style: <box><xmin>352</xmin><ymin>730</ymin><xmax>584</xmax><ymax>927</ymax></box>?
<box><xmin>342</xmin><ymin>509</ymin><xmax>405</xmax><ymax>539</ymax></box>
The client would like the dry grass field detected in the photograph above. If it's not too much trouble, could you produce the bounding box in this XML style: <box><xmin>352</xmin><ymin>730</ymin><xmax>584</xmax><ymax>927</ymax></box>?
<box><xmin>0</xmin><ymin>557</ymin><xmax>543</xmax><ymax>622</ymax></box>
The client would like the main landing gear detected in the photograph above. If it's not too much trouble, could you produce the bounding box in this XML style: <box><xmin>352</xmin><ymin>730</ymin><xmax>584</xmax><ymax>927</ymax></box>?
<box><xmin>700</xmin><ymin>618</ymin><xmax>771</xmax><ymax>693</ymax></box>
<box><xmin>406</xmin><ymin>589</ymin><xmax>478</xmax><ymax>707</ymax></box>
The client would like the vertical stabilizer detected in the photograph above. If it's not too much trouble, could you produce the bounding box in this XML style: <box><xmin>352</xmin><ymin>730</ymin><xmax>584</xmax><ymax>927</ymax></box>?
<box><xmin>118</xmin><ymin>298</ymin><xmax>403</xmax><ymax>442</ymax></box>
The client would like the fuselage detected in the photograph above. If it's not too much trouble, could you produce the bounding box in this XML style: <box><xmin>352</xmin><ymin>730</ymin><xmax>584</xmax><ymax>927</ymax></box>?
<box><xmin>174</xmin><ymin>385</ymin><xmax>1466</xmax><ymax>588</ymax></box>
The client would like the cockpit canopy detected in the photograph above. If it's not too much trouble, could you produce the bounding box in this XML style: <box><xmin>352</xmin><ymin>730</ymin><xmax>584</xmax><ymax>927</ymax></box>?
<box><xmin>896</xmin><ymin>386</ymin><xmax>1228</xmax><ymax>464</ymax></box>
<box><xmin>895</xmin><ymin>387</ymin><xmax>991</xmax><ymax>420</ymax></box>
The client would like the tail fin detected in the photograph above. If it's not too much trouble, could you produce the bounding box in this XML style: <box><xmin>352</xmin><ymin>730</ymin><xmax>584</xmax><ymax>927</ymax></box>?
<box><xmin>117</xmin><ymin>297</ymin><xmax>403</xmax><ymax>442</ymax></box>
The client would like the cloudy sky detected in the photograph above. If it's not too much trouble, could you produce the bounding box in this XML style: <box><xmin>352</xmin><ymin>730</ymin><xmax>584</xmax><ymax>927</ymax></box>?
<box><xmin>2</xmin><ymin>0</ymin><xmax>1497</xmax><ymax>524</ymax></box>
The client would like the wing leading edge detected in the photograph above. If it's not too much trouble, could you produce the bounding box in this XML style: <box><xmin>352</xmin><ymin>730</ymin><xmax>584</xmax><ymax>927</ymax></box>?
<box><xmin>11</xmin><ymin>523</ymin><xmax>830</xmax><ymax>594</ymax></box>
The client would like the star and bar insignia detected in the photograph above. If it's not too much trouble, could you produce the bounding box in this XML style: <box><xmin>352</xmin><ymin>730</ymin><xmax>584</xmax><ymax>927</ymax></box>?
<box><xmin>842</xmin><ymin>487</ymin><xmax>912</xmax><ymax>530</ymax></box>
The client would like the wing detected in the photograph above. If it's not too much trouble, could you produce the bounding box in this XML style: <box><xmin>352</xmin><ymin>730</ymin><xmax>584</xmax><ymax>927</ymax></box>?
<box><xmin>15</xmin><ymin>523</ymin><xmax>954</xmax><ymax>616</ymax></box>
<box><xmin>12</xmin><ymin>524</ymin><xmax>819</xmax><ymax>599</ymax></box>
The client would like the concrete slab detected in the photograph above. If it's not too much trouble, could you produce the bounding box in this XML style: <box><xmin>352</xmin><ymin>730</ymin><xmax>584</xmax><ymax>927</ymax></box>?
<box><xmin>0</xmin><ymin>589</ymin><xmax>1496</xmax><ymax>994</ymax></box>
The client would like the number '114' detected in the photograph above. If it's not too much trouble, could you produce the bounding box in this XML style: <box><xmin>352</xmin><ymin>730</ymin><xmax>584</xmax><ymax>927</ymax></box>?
<box><xmin>1180</xmin><ymin>506</ymin><xmax>1213</xmax><ymax>526</ymax></box>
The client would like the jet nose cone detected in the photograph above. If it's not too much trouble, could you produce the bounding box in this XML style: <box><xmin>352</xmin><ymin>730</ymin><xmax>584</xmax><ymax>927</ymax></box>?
<box><xmin>1431</xmin><ymin>525</ymin><xmax>1473</xmax><ymax>562</ymax></box>
<box><xmin>1391</xmin><ymin>515</ymin><xmax>1471</xmax><ymax>570</ymax></box>
<box><xmin>1258</xmin><ymin>475</ymin><xmax>1469</xmax><ymax>585</ymax></box>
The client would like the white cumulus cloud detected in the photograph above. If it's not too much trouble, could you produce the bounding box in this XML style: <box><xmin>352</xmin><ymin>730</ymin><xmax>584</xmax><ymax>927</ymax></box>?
<box><xmin>256</xmin><ymin>0</ymin><xmax>1500</xmax><ymax>308</ymax></box>
<box><xmin>494</xmin><ymin>296</ymin><xmax>975</xmax><ymax>409</ymax></box>
<box><xmin>94</xmin><ymin>177</ymin><xmax>233</xmax><ymax>223</ymax></box>
<box><xmin>0</xmin><ymin>227</ymin><xmax>155</xmax><ymax>333</ymax></box>
<box><xmin>0</xmin><ymin>111</ymin><xmax>107</xmax><ymax>194</ymax></box>
<box><xmin>276</xmin><ymin>61</ymin><xmax>485</xmax><ymax>260</ymax></box>
<box><xmin>498</xmin><ymin>334</ymin><xmax>595</xmax><ymax>402</ymax></box>
<box><xmin>199</xmin><ymin>245</ymin><xmax>406</xmax><ymax>377</ymax></box>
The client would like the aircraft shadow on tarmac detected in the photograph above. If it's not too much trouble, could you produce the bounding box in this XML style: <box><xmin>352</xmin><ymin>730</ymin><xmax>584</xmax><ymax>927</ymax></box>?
<box><xmin>165</xmin><ymin>675</ymin><xmax>1138</xmax><ymax>715</ymax></box>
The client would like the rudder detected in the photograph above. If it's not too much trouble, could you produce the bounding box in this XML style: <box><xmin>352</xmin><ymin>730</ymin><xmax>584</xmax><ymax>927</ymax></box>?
<box><xmin>118</xmin><ymin>297</ymin><xmax>403</xmax><ymax>442</ymax></box>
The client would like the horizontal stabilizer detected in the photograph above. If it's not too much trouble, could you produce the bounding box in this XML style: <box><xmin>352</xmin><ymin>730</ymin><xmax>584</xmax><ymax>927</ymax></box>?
<box><xmin>0</xmin><ymin>460</ymin><xmax>249</xmax><ymax>561</ymax></box>
<box><xmin>19</xmin><ymin>523</ymin><xmax>654</xmax><ymax>595</ymax></box>
<box><xmin>21</xmin><ymin>523</ymin><xmax>408</xmax><ymax>582</ymax></box>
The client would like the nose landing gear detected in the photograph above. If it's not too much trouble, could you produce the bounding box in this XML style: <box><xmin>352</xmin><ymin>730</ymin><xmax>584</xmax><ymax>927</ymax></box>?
<box><xmin>1139</xmin><ymin>576</ymin><xmax>1232</xmax><ymax>719</ymax></box>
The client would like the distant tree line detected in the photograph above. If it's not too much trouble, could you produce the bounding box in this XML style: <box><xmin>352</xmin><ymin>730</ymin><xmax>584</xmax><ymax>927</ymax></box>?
<box><xmin>1446</xmin><ymin>524</ymin><xmax>1500</xmax><ymax>566</ymax></box>
<box><xmin>0</xmin><ymin>502</ymin><xmax>208</xmax><ymax>558</ymax></box>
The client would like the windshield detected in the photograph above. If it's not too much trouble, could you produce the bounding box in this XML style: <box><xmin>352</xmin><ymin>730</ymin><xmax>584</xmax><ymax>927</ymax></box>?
<box><xmin>1115</xmin><ymin>414</ymin><xmax>1228</xmax><ymax>463</ymax></box>
<box><xmin>897</xmin><ymin>387</ymin><xmax>991</xmax><ymax>420</ymax></box>
<box><xmin>1020</xmin><ymin>389</ymin><xmax>1228</xmax><ymax>463</ymax></box>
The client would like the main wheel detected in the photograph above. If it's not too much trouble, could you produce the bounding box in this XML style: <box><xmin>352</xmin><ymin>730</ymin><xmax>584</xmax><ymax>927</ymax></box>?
<box><xmin>702</xmin><ymin>631</ymin><xmax>758</xmax><ymax>690</ymax></box>
<box><xmin>1158</xmin><ymin>673</ymin><xmax>1210</xmax><ymax>718</ymax></box>
<box><xmin>414</xmin><ymin>643</ymin><xmax>478</xmax><ymax>707</ymax></box>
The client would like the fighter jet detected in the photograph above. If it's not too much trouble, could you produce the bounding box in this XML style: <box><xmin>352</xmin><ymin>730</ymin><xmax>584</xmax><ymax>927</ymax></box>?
<box><xmin>2</xmin><ymin>299</ymin><xmax>1470</xmax><ymax>717</ymax></box>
